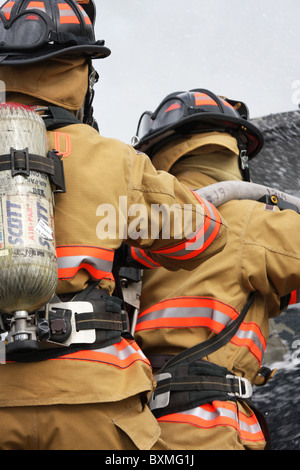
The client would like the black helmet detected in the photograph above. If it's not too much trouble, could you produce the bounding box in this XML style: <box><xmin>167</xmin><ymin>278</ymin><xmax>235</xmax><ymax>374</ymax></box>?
<box><xmin>132</xmin><ymin>89</ymin><xmax>264</xmax><ymax>164</ymax></box>
<box><xmin>0</xmin><ymin>0</ymin><xmax>111</xmax><ymax>65</ymax></box>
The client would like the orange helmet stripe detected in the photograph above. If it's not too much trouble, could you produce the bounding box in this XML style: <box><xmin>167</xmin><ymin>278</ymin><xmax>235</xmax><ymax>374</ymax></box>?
<box><xmin>58</xmin><ymin>2</ymin><xmax>80</xmax><ymax>24</ymax></box>
<box><xmin>77</xmin><ymin>4</ymin><xmax>92</xmax><ymax>25</ymax></box>
<box><xmin>1</xmin><ymin>1</ymin><xmax>15</xmax><ymax>20</ymax></box>
<box><xmin>194</xmin><ymin>92</ymin><xmax>233</xmax><ymax>108</ymax></box>
<box><xmin>27</xmin><ymin>1</ymin><xmax>45</xmax><ymax>8</ymax></box>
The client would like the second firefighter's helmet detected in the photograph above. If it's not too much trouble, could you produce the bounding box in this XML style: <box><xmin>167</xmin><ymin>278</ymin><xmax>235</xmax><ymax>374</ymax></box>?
<box><xmin>0</xmin><ymin>0</ymin><xmax>110</xmax><ymax>65</ymax></box>
<box><xmin>132</xmin><ymin>88</ymin><xmax>264</xmax><ymax>161</ymax></box>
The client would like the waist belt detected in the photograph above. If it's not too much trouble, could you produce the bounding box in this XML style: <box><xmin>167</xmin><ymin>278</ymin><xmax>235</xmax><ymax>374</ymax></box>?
<box><xmin>148</xmin><ymin>293</ymin><xmax>256</xmax><ymax>415</ymax></box>
<box><xmin>146</xmin><ymin>292</ymin><xmax>271</xmax><ymax>449</ymax></box>
<box><xmin>149</xmin><ymin>360</ymin><xmax>252</xmax><ymax>416</ymax></box>
<box><xmin>4</xmin><ymin>287</ymin><xmax>131</xmax><ymax>359</ymax></box>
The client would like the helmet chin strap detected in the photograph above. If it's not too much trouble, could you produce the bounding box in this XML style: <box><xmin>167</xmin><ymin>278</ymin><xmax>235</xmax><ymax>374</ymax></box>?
<box><xmin>83</xmin><ymin>61</ymin><xmax>99</xmax><ymax>131</ymax></box>
<box><xmin>232</xmin><ymin>130</ymin><xmax>250</xmax><ymax>182</ymax></box>
<box><xmin>239</xmin><ymin>147</ymin><xmax>250</xmax><ymax>182</ymax></box>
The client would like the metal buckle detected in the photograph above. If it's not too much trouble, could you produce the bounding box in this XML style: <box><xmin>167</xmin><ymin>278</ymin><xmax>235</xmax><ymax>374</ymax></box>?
<box><xmin>46</xmin><ymin>300</ymin><xmax>96</xmax><ymax>347</ymax></box>
<box><xmin>226</xmin><ymin>374</ymin><xmax>253</xmax><ymax>399</ymax></box>
<box><xmin>121</xmin><ymin>311</ymin><xmax>130</xmax><ymax>334</ymax></box>
<box><xmin>148</xmin><ymin>372</ymin><xmax>172</xmax><ymax>411</ymax></box>
<box><xmin>240</xmin><ymin>149</ymin><xmax>249</xmax><ymax>170</ymax></box>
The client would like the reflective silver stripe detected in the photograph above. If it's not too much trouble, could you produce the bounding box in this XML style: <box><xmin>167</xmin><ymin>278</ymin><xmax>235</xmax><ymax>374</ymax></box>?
<box><xmin>131</xmin><ymin>248</ymin><xmax>160</xmax><ymax>268</ymax></box>
<box><xmin>92</xmin><ymin>339</ymin><xmax>149</xmax><ymax>364</ymax></box>
<box><xmin>166</xmin><ymin>227</ymin><xmax>204</xmax><ymax>259</ymax></box>
<box><xmin>239</xmin><ymin>418</ymin><xmax>264</xmax><ymax>436</ymax></box>
<box><xmin>159</xmin><ymin>403</ymin><xmax>265</xmax><ymax>440</ymax></box>
<box><xmin>234</xmin><ymin>327</ymin><xmax>265</xmax><ymax>358</ymax></box>
<box><xmin>137</xmin><ymin>306</ymin><xmax>231</xmax><ymax>328</ymax></box>
<box><xmin>181</xmin><ymin>405</ymin><xmax>263</xmax><ymax>436</ymax></box>
<box><xmin>137</xmin><ymin>299</ymin><xmax>266</xmax><ymax>363</ymax></box>
<box><xmin>57</xmin><ymin>255</ymin><xmax>113</xmax><ymax>274</ymax></box>
<box><xmin>182</xmin><ymin>404</ymin><xmax>238</xmax><ymax>422</ymax></box>
<box><xmin>156</xmin><ymin>197</ymin><xmax>218</xmax><ymax>259</ymax></box>
<box><xmin>26</xmin><ymin>4</ymin><xmax>46</xmax><ymax>12</ymax></box>
<box><xmin>59</xmin><ymin>9</ymin><xmax>75</xmax><ymax>15</ymax></box>
<box><xmin>94</xmin><ymin>343</ymin><xmax>145</xmax><ymax>361</ymax></box>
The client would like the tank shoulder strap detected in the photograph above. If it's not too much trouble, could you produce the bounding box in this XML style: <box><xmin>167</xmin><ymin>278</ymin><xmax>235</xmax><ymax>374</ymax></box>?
<box><xmin>43</xmin><ymin>105</ymin><xmax>81</xmax><ymax>130</ymax></box>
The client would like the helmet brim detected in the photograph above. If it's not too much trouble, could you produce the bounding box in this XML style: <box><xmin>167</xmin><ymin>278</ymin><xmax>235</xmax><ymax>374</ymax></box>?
<box><xmin>134</xmin><ymin>113</ymin><xmax>264</xmax><ymax>159</ymax></box>
<box><xmin>0</xmin><ymin>43</ymin><xmax>111</xmax><ymax>65</ymax></box>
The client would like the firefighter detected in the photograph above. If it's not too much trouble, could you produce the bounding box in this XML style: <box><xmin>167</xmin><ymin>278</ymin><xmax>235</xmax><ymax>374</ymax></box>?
<box><xmin>0</xmin><ymin>5</ymin><xmax>227</xmax><ymax>450</ymax></box>
<box><xmin>130</xmin><ymin>88</ymin><xmax>300</xmax><ymax>450</ymax></box>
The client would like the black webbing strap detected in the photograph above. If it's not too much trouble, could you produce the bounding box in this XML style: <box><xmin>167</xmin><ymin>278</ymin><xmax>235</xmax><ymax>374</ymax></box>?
<box><xmin>43</xmin><ymin>105</ymin><xmax>81</xmax><ymax>130</ymax></box>
<box><xmin>75</xmin><ymin>310</ymin><xmax>129</xmax><ymax>333</ymax></box>
<box><xmin>150</xmin><ymin>360</ymin><xmax>252</xmax><ymax>416</ymax></box>
<box><xmin>66</xmin><ymin>283</ymin><xmax>130</xmax><ymax>335</ymax></box>
<box><xmin>149</xmin><ymin>291</ymin><xmax>272</xmax><ymax>449</ymax></box>
<box><xmin>154</xmin><ymin>374</ymin><xmax>241</xmax><ymax>398</ymax></box>
<box><xmin>0</xmin><ymin>148</ymin><xmax>65</xmax><ymax>192</ymax></box>
<box><xmin>0</xmin><ymin>150</ymin><xmax>53</xmax><ymax>175</ymax></box>
<box><xmin>160</xmin><ymin>291</ymin><xmax>256</xmax><ymax>373</ymax></box>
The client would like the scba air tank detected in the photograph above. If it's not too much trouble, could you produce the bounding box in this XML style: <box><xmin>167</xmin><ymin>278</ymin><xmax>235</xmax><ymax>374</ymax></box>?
<box><xmin>0</xmin><ymin>103</ymin><xmax>58</xmax><ymax>315</ymax></box>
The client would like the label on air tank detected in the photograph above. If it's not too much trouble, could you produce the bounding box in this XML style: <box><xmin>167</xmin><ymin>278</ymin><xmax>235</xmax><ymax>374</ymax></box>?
<box><xmin>0</xmin><ymin>195</ymin><xmax>55</xmax><ymax>254</ymax></box>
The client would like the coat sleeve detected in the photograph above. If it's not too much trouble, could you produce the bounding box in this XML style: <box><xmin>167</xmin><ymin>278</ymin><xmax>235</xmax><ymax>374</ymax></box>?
<box><xmin>240</xmin><ymin>201</ymin><xmax>300</xmax><ymax>305</ymax></box>
<box><xmin>125</xmin><ymin>149</ymin><xmax>227</xmax><ymax>270</ymax></box>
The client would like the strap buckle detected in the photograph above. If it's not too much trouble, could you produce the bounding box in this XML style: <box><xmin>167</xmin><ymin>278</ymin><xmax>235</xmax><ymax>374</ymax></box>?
<box><xmin>121</xmin><ymin>311</ymin><xmax>130</xmax><ymax>334</ymax></box>
<box><xmin>46</xmin><ymin>300</ymin><xmax>96</xmax><ymax>347</ymax></box>
<box><xmin>226</xmin><ymin>374</ymin><xmax>253</xmax><ymax>399</ymax></box>
<box><xmin>10</xmin><ymin>147</ymin><xmax>30</xmax><ymax>176</ymax></box>
<box><xmin>240</xmin><ymin>149</ymin><xmax>249</xmax><ymax>170</ymax></box>
<box><xmin>148</xmin><ymin>372</ymin><xmax>172</xmax><ymax>411</ymax></box>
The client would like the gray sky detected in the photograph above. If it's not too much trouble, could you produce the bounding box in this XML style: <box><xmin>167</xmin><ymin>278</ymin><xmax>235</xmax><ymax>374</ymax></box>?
<box><xmin>92</xmin><ymin>0</ymin><xmax>300</xmax><ymax>144</ymax></box>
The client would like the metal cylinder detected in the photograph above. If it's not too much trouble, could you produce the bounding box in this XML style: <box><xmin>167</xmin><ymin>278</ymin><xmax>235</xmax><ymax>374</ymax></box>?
<box><xmin>0</xmin><ymin>103</ymin><xmax>58</xmax><ymax>314</ymax></box>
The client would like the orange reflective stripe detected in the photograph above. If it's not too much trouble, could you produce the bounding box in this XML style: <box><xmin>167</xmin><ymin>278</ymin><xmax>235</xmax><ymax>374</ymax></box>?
<box><xmin>158</xmin><ymin>400</ymin><xmax>265</xmax><ymax>444</ymax></box>
<box><xmin>56</xmin><ymin>245</ymin><xmax>115</xmax><ymax>281</ymax></box>
<box><xmin>154</xmin><ymin>223</ymin><xmax>204</xmax><ymax>258</ymax></box>
<box><xmin>58</xmin><ymin>2</ymin><xmax>73</xmax><ymax>9</ymax></box>
<box><xmin>193</xmin><ymin>192</ymin><xmax>222</xmax><ymax>252</ymax></box>
<box><xmin>231</xmin><ymin>322</ymin><xmax>266</xmax><ymax>363</ymax></box>
<box><xmin>59</xmin><ymin>16</ymin><xmax>80</xmax><ymax>24</ymax></box>
<box><xmin>289</xmin><ymin>289</ymin><xmax>300</xmax><ymax>305</ymax></box>
<box><xmin>152</xmin><ymin>192</ymin><xmax>221</xmax><ymax>261</ymax></box>
<box><xmin>52</xmin><ymin>338</ymin><xmax>151</xmax><ymax>369</ymax></box>
<box><xmin>194</xmin><ymin>92</ymin><xmax>218</xmax><ymax>107</ymax></box>
<box><xmin>57</xmin><ymin>245</ymin><xmax>114</xmax><ymax>260</ymax></box>
<box><xmin>1</xmin><ymin>1</ymin><xmax>15</xmax><ymax>19</ymax></box>
<box><xmin>27</xmin><ymin>1</ymin><xmax>45</xmax><ymax>8</ymax></box>
<box><xmin>194</xmin><ymin>93</ymin><xmax>232</xmax><ymax>109</ymax></box>
<box><xmin>238</xmin><ymin>407</ymin><xmax>266</xmax><ymax>442</ymax></box>
<box><xmin>130</xmin><ymin>247</ymin><xmax>161</xmax><ymax>269</ymax></box>
<box><xmin>137</xmin><ymin>297</ymin><xmax>238</xmax><ymax>332</ymax></box>
<box><xmin>290</xmin><ymin>290</ymin><xmax>297</xmax><ymax>304</ymax></box>
<box><xmin>137</xmin><ymin>297</ymin><xmax>266</xmax><ymax>364</ymax></box>
<box><xmin>165</xmin><ymin>102</ymin><xmax>181</xmax><ymax>113</ymax></box>
<box><xmin>58</xmin><ymin>2</ymin><xmax>80</xmax><ymax>24</ymax></box>
<box><xmin>57</xmin><ymin>264</ymin><xmax>114</xmax><ymax>282</ymax></box>
<box><xmin>138</xmin><ymin>296</ymin><xmax>238</xmax><ymax>318</ymax></box>
<box><xmin>77</xmin><ymin>3</ymin><xmax>92</xmax><ymax>25</ymax></box>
